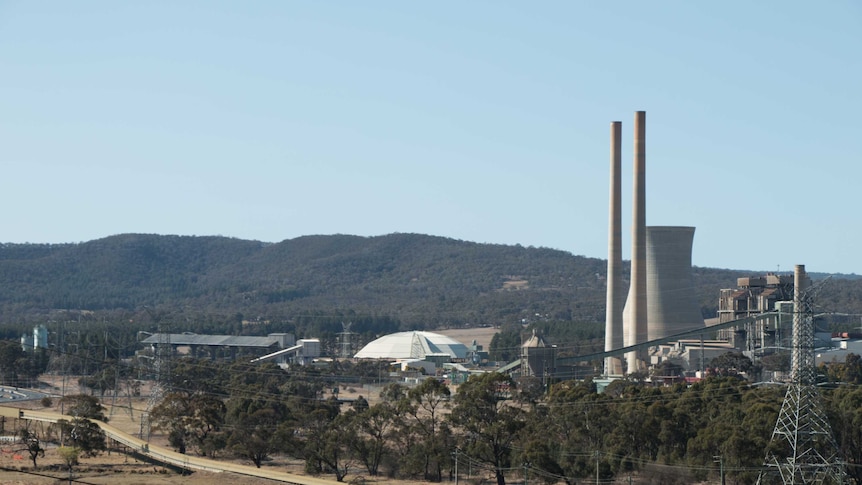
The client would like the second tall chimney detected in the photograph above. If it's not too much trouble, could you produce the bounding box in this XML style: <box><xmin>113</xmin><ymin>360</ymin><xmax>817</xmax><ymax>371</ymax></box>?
<box><xmin>624</xmin><ymin>110</ymin><xmax>647</xmax><ymax>373</ymax></box>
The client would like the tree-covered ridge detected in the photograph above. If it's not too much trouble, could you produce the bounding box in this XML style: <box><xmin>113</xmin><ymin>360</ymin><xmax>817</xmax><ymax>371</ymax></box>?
<box><xmin>1</xmin><ymin>233</ymin><xmax>861</xmax><ymax>332</ymax></box>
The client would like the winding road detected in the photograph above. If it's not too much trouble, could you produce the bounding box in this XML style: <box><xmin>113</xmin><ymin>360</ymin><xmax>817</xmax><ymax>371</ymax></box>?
<box><xmin>0</xmin><ymin>405</ymin><xmax>339</xmax><ymax>485</ymax></box>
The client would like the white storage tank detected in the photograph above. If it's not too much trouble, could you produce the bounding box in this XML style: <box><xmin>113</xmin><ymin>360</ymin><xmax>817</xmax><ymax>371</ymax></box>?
<box><xmin>21</xmin><ymin>334</ymin><xmax>34</xmax><ymax>351</ymax></box>
<box><xmin>33</xmin><ymin>324</ymin><xmax>49</xmax><ymax>349</ymax></box>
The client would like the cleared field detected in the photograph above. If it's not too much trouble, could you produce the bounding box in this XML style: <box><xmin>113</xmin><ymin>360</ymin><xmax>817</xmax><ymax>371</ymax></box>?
<box><xmin>434</xmin><ymin>326</ymin><xmax>499</xmax><ymax>351</ymax></box>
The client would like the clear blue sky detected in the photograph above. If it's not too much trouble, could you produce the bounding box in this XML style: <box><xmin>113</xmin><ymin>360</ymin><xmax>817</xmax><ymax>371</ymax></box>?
<box><xmin>1</xmin><ymin>2</ymin><xmax>860</xmax><ymax>274</ymax></box>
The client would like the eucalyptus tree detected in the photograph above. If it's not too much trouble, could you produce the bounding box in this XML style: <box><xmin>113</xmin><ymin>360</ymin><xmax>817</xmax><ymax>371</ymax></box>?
<box><xmin>228</xmin><ymin>407</ymin><xmax>288</xmax><ymax>468</ymax></box>
<box><xmin>449</xmin><ymin>372</ymin><xmax>525</xmax><ymax>485</ymax></box>
<box><xmin>825</xmin><ymin>385</ymin><xmax>862</xmax><ymax>483</ymax></box>
<box><xmin>150</xmin><ymin>391</ymin><xmax>226</xmax><ymax>455</ymax></box>
<box><xmin>298</xmin><ymin>398</ymin><xmax>353</xmax><ymax>482</ymax></box>
<box><xmin>53</xmin><ymin>418</ymin><xmax>106</xmax><ymax>458</ymax></box>
<box><xmin>60</xmin><ymin>394</ymin><xmax>108</xmax><ymax>421</ymax></box>
<box><xmin>538</xmin><ymin>379</ymin><xmax>615</xmax><ymax>483</ymax></box>
<box><xmin>404</xmin><ymin>378</ymin><xmax>452</xmax><ymax>481</ymax></box>
<box><xmin>17</xmin><ymin>428</ymin><xmax>45</xmax><ymax>469</ymax></box>
<box><xmin>344</xmin><ymin>400</ymin><xmax>398</xmax><ymax>476</ymax></box>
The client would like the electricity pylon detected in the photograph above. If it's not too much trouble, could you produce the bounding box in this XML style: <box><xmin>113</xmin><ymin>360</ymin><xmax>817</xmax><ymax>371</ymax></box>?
<box><xmin>757</xmin><ymin>265</ymin><xmax>846</xmax><ymax>484</ymax></box>
<box><xmin>107</xmin><ymin>331</ymin><xmax>135</xmax><ymax>420</ymax></box>
<box><xmin>140</xmin><ymin>309</ymin><xmax>170</xmax><ymax>441</ymax></box>
<box><xmin>339</xmin><ymin>321</ymin><xmax>353</xmax><ymax>359</ymax></box>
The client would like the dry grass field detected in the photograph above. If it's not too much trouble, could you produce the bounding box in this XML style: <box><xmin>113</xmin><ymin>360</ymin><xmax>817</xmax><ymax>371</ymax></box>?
<box><xmin>0</xmin><ymin>384</ymin><xmax>425</xmax><ymax>484</ymax></box>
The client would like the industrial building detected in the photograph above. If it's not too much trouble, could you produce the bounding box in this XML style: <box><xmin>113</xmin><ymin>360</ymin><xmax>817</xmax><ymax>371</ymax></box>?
<box><xmin>713</xmin><ymin>275</ymin><xmax>797</xmax><ymax>355</ymax></box>
<box><xmin>520</xmin><ymin>329</ymin><xmax>556</xmax><ymax>379</ymax></box>
<box><xmin>21</xmin><ymin>324</ymin><xmax>48</xmax><ymax>352</ymax></box>
<box><xmin>718</xmin><ymin>274</ymin><xmax>794</xmax><ymax>324</ymax></box>
<box><xmin>353</xmin><ymin>331</ymin><xmax>468</xmax><ymax>361</ymax></box>
<box><xmin>351</xmin><ymin>330</ymin><xmax>471</xmax><ymax>377</ymax></box>
<box><xmin>140</xmin><ymin>332</ymin><xmax>319</xmax><ymax>366</ymax></box>
<box><xmin>605</xmin><ymin>111</ymin><xmax>707</xmax><ymax>375</ymax></box>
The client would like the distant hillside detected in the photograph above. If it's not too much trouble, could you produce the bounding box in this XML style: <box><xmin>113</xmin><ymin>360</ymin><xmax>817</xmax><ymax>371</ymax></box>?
<box><xmin>1</xmin><ymin>233</ymin><xmax>860</xmax><ymax>333</ymax></box>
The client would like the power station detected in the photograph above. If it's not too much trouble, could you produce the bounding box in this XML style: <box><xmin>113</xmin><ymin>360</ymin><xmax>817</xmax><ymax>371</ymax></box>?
<box><xmin>607</xmin><ymin>111</ymin><xmax>706</xmax><ymax>375</ymax></box>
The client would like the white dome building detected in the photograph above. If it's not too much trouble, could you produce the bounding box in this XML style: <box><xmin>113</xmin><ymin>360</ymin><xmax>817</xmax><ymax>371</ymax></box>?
<box><xmin>354</xmin><ymin>331</ymin><xmax>469</xmax><ymax>360</ymax></box>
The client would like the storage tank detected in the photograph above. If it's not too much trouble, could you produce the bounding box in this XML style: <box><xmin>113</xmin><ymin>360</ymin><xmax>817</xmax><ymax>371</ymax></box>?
<box><xmin>21</xmin><ymin>334</ymin><xmax>34</xmax><ymax>351</ymax></box>
<box><xmin>33</xmin><ymin>324</ymin><xmax>49</xmax><ymax>349</ymax></box>
<box><xmin>644</xmin><ymin>226</ymin><xmax>704</xmax><ymax>340</ymax></box>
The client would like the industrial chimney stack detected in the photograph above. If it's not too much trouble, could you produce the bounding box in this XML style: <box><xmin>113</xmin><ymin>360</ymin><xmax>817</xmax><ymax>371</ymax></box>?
<box><xmin>623</xmin><ymin>111</ymin><xmax>648</xmax><ymax>372</ymax></box>
<box><xmin>605</xmin><ymin>121</ymin><xmax>624</xmax><ymax>375</ymax></box>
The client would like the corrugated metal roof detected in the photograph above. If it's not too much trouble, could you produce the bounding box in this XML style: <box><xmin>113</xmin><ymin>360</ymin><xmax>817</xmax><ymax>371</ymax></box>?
<box><xmin>141</xmin><ymin>333</ymin><xmax>280</xmax><ymax>348</ymax></box>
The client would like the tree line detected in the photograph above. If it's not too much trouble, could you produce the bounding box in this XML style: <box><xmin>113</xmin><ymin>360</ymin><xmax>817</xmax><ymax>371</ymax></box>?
<box><xmin>120</xmin><ymin>355</ymin><xmax>862</xmax><ymax>484</ymax></box>
<box><xmin>7</xmin><ymin>352</ymin><xmax>862</xmax><ymax>484</ymax></box>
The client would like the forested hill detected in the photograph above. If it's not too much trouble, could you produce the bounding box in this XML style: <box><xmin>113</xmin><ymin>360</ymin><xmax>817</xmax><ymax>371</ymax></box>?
<box><xmin>1</xmin><ymin>233</ymin><xmax>860</xmax><ymax>331</ymax></box>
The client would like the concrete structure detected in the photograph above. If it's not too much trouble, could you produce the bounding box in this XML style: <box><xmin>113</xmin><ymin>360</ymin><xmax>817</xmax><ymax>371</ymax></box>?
<box><xmin>623</xmin><ymin>110</ymin><xmax>648</xmax><ymax>373</ymax></box>
<box><xmin>651</xmin><ymin>339</ymin><xmax>736</xmax><ymax>371</ymax></box>
<box><xmin>604</xmin><ymin>121</ymin><xmax>624</xmax><ymax>376</ymax></box>
<box><xmin>603</xmin><ymin>111</ymin><xmax>708</xmax><ymax>375</ymax></box>
<box><xmin>645</xmin><ymin>226</ymin><xmax>704</xmax><ymax>340</ymax></box>
<box><xmin>396</xmin><ymin>359</ymin><xmax>436</xmax><ymax>374</ymax></box>
<box><xmin>718</xmin><ymin>274</ymin><xmax>794</xmax><ymax>323</ymax></box>
<box><xmin>468</xmin><ymin>339</ymin><xmax>489</xmax><ymax>364</ymax></box>
<box><xmin>521</xmin><ymin>329</ymin><xmax>556</xmax><ymax>378</ymax></box>
<box><xmin>715</xmin><ymin>274</ymin><xmax>797</xmax><ymax>353</ymax></box>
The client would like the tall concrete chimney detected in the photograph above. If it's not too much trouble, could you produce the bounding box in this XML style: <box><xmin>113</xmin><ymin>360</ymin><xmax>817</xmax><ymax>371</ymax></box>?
<box><xmin>605</xmin><ymin>121</ymin><xmax>624</xmax><ymax>375</ymax></box>
<box><xmin>623</xmin><ymin>110</ymin><xmax>647</xmax><ymax>373</ymax></box>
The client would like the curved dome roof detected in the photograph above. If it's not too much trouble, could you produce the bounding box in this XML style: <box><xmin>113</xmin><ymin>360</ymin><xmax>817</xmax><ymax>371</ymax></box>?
<box><xmin>354</xmin><ymin>331</ymin><xmax>468</xmax><ymax>360</ymax></box>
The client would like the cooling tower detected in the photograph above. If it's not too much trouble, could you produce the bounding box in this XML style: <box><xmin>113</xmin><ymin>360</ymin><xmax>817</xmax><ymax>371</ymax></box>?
<box><xmin>645</xmin><ymin>226</ymin><xmax>704</xmax><ymax>340</ymax></box>
<box><xmin>605</xmin><ymin>121</ymin><xmax>624</xmax><ymax>375</ymax></box>
<box><xmin>623</xmin><ymin>111</ymin><xmax>647</xmax><ymax>373</ymax></box>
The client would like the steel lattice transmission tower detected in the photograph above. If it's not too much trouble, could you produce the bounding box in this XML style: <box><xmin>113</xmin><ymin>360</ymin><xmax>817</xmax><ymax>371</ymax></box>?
<box><xmin>757</xmin><ymin>265</ymin><xmax>846</xmax><ymax>484</ymax></box>
<box><xmin>140</xmin><ymin>310</ymin><xmax>171</xmax><ymax>441</ymax></box>
<box><xmin>339</xmin><ymin>321</ymin><xmax>354</xmax><ymax>359</ymax></box>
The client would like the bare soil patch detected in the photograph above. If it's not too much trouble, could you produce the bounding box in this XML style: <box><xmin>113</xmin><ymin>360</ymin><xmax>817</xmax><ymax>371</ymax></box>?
<box><xmin>435</xmin><ymin>327</ymin><xmax>499</xmax><ymax>351</ymax></box>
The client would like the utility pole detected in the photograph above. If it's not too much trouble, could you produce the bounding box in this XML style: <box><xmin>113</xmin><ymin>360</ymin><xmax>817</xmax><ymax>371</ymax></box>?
<box><xmin>453</xmin><ymin>448</ymin><xmax>459</xmax><ymax>485</ymax></box>
<box><xmin>595</xmin><ymin>451</ymin><xmax>600</xmax><ymax>485</ymax></box>
<box><xmin>109</xmin><ymin>331</ymin><xmax>134</xmax><ymax>420</ymax></box>
<box><xmin>714</xmin><ymin>455</ymin><xmax>725</xmax><ymax>485</ymax></box>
